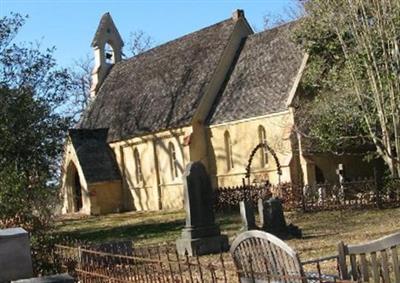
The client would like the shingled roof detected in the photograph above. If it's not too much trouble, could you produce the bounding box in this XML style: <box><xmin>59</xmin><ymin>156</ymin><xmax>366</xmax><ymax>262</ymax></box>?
<box><xmin>79</xmin><ymin>18</ymin><xmax>237</xmax><ymax>142</ymax></box>
<box><xmin>208</xmin><ymin>22</ymin><xmax>304</xmax><ymax>125</ymax></box>
<box><xmin>69</xmin><ymin>129</ymin><xmax>121</xmax><ymax>183</ymax></box>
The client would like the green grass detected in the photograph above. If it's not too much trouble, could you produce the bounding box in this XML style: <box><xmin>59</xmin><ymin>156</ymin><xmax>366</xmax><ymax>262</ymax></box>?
<box><xmin>55</xmin><ymin>207</ymin><xmax>400</xmax><ymax>262</ymax></box>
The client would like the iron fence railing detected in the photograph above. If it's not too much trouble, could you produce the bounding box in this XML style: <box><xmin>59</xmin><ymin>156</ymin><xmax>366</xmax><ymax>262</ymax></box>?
<box><xmin>54</xmin><ymin>243</ymin><xmax>236</xmax><ymax>283</ymax></box>
<box><xmin>53</xmin><ymin>243</ymin><xmax>355</xmax><ymax>283</ymax></box>
<box><xmin>214</xmin><ymin>179</ymin><xmax>400</xmax><ymax>212</ymax></box>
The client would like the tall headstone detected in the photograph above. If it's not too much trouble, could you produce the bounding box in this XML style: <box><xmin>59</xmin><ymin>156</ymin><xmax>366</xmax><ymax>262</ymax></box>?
<box><xmin>240</xmin><ymin>201</ymin><xmax>257</xmax><ymax>231</ymax></box>
<box><xmin>176</xmin><ymin>162</ymin><xmax>228</xmax><ymax>256</ymax></box>
<box><xmin>0</xmin><ymin>227</ymin><xmax>33</xmax><ymax>282</ymax></box>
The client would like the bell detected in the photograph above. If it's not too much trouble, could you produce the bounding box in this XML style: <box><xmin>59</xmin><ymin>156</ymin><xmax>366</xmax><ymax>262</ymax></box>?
<box><xmin>105</xmin><ymin>52</ymin><xmax>113</xmax><ymax>59</ymax></box>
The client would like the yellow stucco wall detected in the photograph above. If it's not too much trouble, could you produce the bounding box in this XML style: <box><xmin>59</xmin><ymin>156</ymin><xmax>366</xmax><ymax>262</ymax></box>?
<box><xmin>208</xmin><ymin>111</ymin><xmax>295</xmax><ymax>187</ymax></box>
<box><xmin>110</xmin><ymin>126</ymin><xmax>191</xmax><ymax>211</ymax></box>
<box><xmin>302</xmin><ymin>153</ymin><xmax>374</xmax><ymax>184</ymax></box>
<box><xmin>61</xmin><ymin>140</ymin><xmax>123</xmax><ymax>215</ymax></box>
<box><xmin>61</xmin><ymin>141</ymin><xmax>91</xmax><ymax>215</ymax></box>
<box><xmin>89</xmin><ymin>181</ymin><xmax>122</xmax><ymax>215</ymax></box>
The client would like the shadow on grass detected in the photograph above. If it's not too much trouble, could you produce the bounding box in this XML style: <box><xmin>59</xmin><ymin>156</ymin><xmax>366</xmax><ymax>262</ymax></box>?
<box><xmin>56</xmin><ymin>219</ymin><xmax>185</xmax><ymax>243</ymax></box>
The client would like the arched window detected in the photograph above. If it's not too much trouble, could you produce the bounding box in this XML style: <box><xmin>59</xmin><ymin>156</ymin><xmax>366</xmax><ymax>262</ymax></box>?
<box><xmin>104</xmin><ymin>42</ymin><xmax>115</xmax><ymax>64</ymax></box>
<box><xmin>169</xmin><ymin>142</ymin><xmax>179</xmax><ymax>180</ymax></box>
<box><xmin>224</xmin><ymin>131</ymin><xmax>234</xmax><ymax>171</ymax></box>
<box><xmin>134</xmin><ymin>148</ymin><xmax>143</xmax><ymax>184</ymax></box>
<box><xmin>258</xmin><ymin>125</ymin><xmax>268</xmax><ymax>167</ymax></box>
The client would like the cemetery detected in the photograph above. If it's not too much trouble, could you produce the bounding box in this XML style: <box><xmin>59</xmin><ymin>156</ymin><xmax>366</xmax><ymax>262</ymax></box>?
<box><xmin>1</xmin><ymin>1</ymin><xmax>400</xmax><ymax>282</ymax></box>
<box><xmin>2</xmin><ymin>157</ymin><xmax>400</xmax><ymax>282</ymax></box>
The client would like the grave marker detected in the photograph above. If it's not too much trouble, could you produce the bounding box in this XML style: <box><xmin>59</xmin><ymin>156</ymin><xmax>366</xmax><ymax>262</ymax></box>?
<box><xmin>0</xmin><ymin>227</ymin><xmax>33</xmax><ymax>282</ymax></box>
<box><xmin>176</xmin><ymin>162</ymin><xmax>228</xmax><ymax>256</ymax></box>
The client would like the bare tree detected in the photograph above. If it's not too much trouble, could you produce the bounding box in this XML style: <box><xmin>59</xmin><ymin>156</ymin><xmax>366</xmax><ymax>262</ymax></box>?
<box><xmin>67</xmin><ymin>31</ymin><xmax>154</xmax><ymax>123</ymax></box>
<box><xmin>66</xmin><ymin>54</ymin><xmax>93</xmax><ymax>123</ymax></box>
<box><xmin>126</xmin><ymin>30</ymin><xmax>154</xmax><ymax>57</ymax></box>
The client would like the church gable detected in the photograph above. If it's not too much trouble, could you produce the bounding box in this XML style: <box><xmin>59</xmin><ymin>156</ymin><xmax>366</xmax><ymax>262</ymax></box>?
<box><xmin>79</xmin><ymin>18</ymin><xmax>239</xmax><ymax>142</ymax></box>
<box><xmin>208</xmin><ymin>22</ymin><xmax>305</xmax><ymax>125</ymax></box>
<box><xmin>69</xmin><ymin>128</ymin><xmax>121</xmax><ymax>184</ymax></box>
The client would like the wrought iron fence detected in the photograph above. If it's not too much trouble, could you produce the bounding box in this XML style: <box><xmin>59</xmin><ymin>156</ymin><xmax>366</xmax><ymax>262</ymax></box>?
<box><xmin>54</xmin><ymin>243</ymin><xmax>352</xmax><ymax>283</ymax></box>
<box><xmin>215</xmin><ymin>178</ymin><xmax>400</xmax><ymax>212</ymax></box>
<box><xmin>54</xmin><ymin>243</ymin><xmax>236</xmax><ymax>283</ymax></box>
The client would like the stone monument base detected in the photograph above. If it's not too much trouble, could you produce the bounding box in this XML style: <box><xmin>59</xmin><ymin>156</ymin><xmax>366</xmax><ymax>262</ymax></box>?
<box><xmin>176</xmin><ymin>235</ymin><xmax>229</xmax><ymax>256</ymax></box>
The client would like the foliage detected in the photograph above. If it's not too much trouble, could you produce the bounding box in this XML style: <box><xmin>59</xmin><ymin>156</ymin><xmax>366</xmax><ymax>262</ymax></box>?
<box><xmin>295</xmin><ymin>0</ymin><xmax>400</xmax><ymax>175</ymax></box>
<box><xmin>0</xmin><ymin>13</ymin><xmax>72</xmax><ymax>274</ymax></box>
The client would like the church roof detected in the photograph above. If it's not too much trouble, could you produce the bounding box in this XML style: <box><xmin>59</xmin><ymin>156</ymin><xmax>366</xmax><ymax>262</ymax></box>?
<box><xmin>69</xmin><ymin>129</ymin><xmax>121</xmax><ymax>183</ymax></box>
<box><xmin>79</xmin><ymin>18</ymin><xmax>237</xmax><ymax>142</ymax></box>
<box><xmin>208</xmin><ymin>22</ymin><xmax>304</xmax><ymax>125</ymax></box>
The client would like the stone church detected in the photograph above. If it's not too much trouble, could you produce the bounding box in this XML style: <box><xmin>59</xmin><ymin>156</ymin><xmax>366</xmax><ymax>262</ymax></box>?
<box><xmin>61</xmin><ymin>10</ymin><xmax>373</xmax><ymax>215</ymax></box>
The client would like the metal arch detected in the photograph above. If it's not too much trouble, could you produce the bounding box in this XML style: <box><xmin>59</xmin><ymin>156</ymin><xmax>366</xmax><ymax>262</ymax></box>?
<box><xmin>245</xmin><ymin>142</ymin><xmax>282</xmax><ymax>185</ymax></box>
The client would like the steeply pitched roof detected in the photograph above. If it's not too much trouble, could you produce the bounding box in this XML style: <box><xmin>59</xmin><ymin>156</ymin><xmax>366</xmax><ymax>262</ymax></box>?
<box><xmin>79</xmin><ymin>18</ymin><xmax>237</xmax><ymax>142</ymax></box>
<box><xmin>91</xmin><ymin>12</ymin><xmax>123</xmax><ymax>47</ymax></box>
<box><xmin>69</xmin><ymin>129</ymin><xmax>121</xmax><ymax>183</ymax></box>
<box><xmin>208</xmin><ymin>22</ymin><xmax>304</xmax><ymax>125</ymax></box>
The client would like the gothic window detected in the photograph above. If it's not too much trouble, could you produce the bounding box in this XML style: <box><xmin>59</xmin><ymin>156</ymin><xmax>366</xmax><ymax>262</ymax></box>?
<box><xmin>169</xmin><ymin>142</ymin><xmax>179</xmax><ymax>180</ymax></box>
<box><xmin>134</xmin><ymin>148</ymin><xmax>143</xmax><ymax>184</ymax></box>
<box><xmin>224</xmin><ymin>131</ymin><xmax>234</xmax><ymax>171</ymax></box>
<box><xmin>258</xmin><ymin>125</ymin><xmax>268</xmax><ymax>167</ymax></box>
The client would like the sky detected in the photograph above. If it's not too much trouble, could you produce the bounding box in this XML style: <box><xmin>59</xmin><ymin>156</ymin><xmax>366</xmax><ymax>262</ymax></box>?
<box><xmin>0</xmin><ymin>0</ymin><xmax>298</xmax><ymax>68</ymax></box>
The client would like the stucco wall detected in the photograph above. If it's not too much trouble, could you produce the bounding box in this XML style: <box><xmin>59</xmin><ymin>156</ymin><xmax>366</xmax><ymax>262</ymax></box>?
<box><xmin>89</xmin><ymin>181</ymin><xmax>122</xmax><ymax>215</ymax></box>
<box><xmin>61</xmin><ymin>141</ymin><xmax>91</xmax><ymax>215</ymax></box>
<box><xmin>110</xmin><ymin>127</ymin><xmax>191</xmax><ymax>211</ymax></box>
<box><xmin>208</xmin><ymin>111</ymin><xmax>295</xmax><ymax>187</ymax></box>
<box><xmin>303</xmin><ymin>153</ymin><xmax>374</xmax><ymax>184</ymax></box>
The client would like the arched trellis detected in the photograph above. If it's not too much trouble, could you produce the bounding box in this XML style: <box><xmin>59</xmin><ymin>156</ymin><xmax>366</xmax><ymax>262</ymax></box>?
<box><xmin>245</xmin><ymin>142</ymin><xmax>282</xmax><ymax>186</ymax></box>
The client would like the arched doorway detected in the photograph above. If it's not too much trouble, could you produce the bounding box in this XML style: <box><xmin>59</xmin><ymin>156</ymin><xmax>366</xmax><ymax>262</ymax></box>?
<box><xmin>66</xmin><ymin>162</ymin><xmax>83</xmax><ymax>212</ymax></box>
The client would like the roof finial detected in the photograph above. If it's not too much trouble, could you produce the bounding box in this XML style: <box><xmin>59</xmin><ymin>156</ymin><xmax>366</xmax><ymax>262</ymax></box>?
<box><xmin>232</xmin><ymin>9</ymin><xmax>245</xmax><ymax>21</ymax></box>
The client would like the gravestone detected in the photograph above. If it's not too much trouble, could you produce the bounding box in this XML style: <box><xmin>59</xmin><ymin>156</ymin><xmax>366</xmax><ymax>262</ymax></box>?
<box><xmin>261</xmin><ymin>198</ymin><xmax>287</xmax><ymax>235</ymax></box>
<box><xmin>258</xmin><ymin>198</ymin><xmax>301</xmax><ymax>238</ymax></box>
<box><xmin>239</xmin><ymin>201</ymin><xmax>257</xmax><ymax>231</ymax></box>
<box><xmin>0</xmin><ymin>227</ymin><xmax>33</xmax><ymax>282</ymax></box>
<box><xmin>176</xmin><ymin>162</ymin><xmax>228</xmax><ymax>256</ymax></box>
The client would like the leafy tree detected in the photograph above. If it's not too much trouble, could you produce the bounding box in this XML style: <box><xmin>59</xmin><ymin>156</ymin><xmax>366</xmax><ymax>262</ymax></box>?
<box><xmin>0</xmin><ymin>13</ymin><xmax>72</xmax><ymax>274</ymax></box>
<box><xmin>295</xmin><ymin>0</ymin><xmax>400</xmax><ymax>176</ymax></box>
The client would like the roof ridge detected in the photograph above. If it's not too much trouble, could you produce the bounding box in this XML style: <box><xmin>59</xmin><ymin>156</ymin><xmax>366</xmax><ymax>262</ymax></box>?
<box><xmin>249</xmin><ymin>19</ymin><xmax>299</xmax><ymax>39</ymax></box>
<box><xmin>123</xmin><ymin>18</ymin><xmax>232</xmax><ymax>63</ymax></box>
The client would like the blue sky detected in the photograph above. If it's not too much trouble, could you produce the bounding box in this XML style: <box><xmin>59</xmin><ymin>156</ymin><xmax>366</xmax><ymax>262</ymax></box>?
<box><xmin>0</xmin><ymin>0</ymin><xmax>298</xmax><ymax>67</ymax></box>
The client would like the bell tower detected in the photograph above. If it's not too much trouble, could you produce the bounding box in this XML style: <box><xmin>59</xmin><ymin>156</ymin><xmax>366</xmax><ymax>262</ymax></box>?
<box><xmin>90</xmin><ymin>12</ymin><xmax>124</xmax><ymax>98</ymax></box>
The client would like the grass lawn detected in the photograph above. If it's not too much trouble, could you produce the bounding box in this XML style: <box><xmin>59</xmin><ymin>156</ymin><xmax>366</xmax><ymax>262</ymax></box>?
<box><xmin>55</xmin><ymin>207</ymin><xmax>400</xmax><ymax>263</ymax></box>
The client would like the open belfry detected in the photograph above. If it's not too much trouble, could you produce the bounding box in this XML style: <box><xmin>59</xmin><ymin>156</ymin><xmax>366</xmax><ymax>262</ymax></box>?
<box><xmin>61</xmin><ymin>10</ymin><xmax>373</xmax><ymax>215</ymax></box>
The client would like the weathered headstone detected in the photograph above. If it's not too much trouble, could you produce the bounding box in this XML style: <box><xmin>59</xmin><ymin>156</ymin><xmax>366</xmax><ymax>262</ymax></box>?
<box><xmin>176</xmin><ymin>162</ymin><xmax>228</xmax><ymax>256</ymax></box>
<box><xmin>239</xmin><ymin>201</ymin><xmax>257</xmax><ymax>231</ymax></box>
<box><xmin>259</xmin><ymin>198</ymin><xmax>288</xmax><ymax>235</ymax></box>
<box><xmin>258</xmin><ymin>197</ymin><xmax>302</xmax><ymax>238</ymax></box>
<box><xmin>0</xmin><ymin>227</ymin><xmax>33</xmax><ymax>282</ymax></box>
<box><xmin>12</xmin><ymin>274</ymin><xmax>74</xmax><ymax>283</ymax></box>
